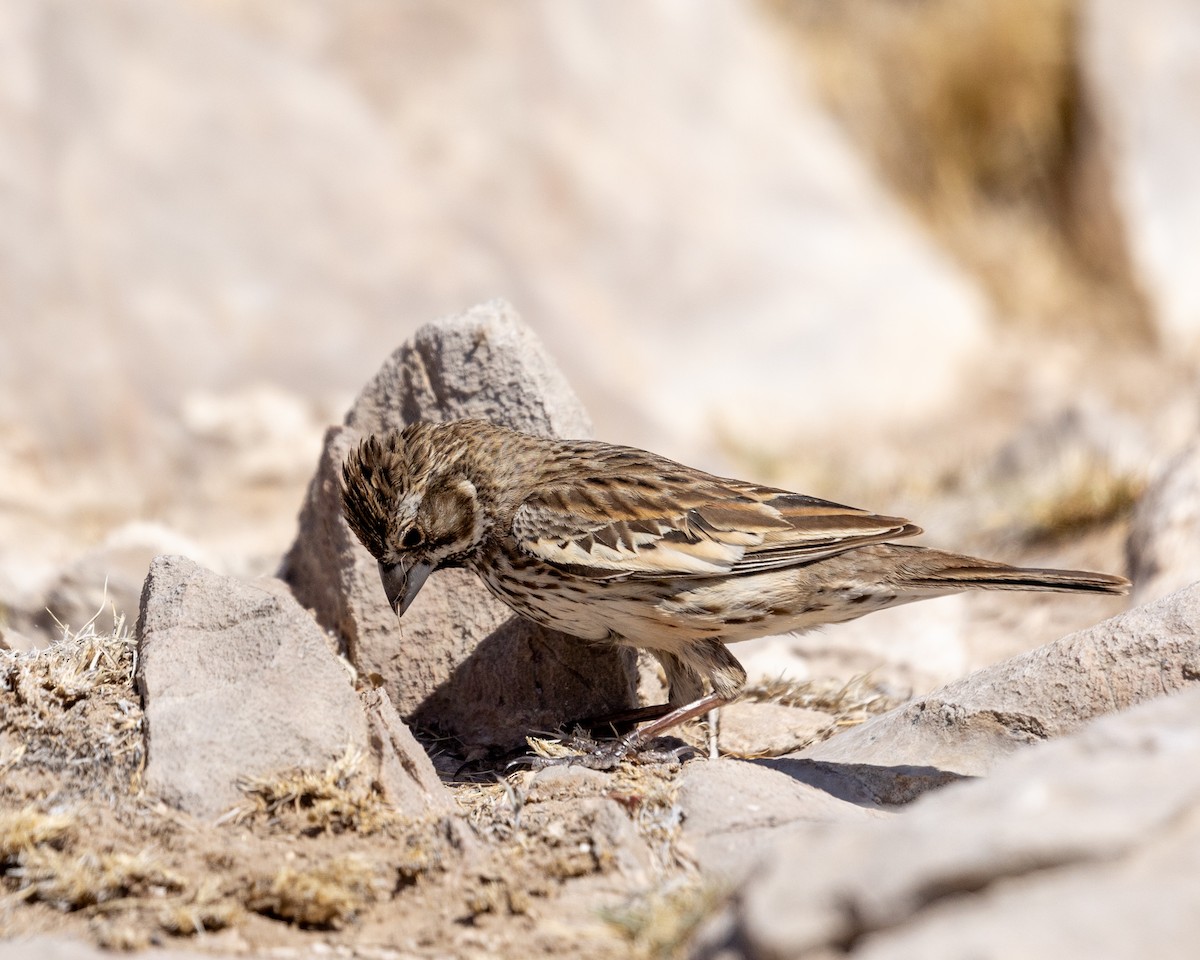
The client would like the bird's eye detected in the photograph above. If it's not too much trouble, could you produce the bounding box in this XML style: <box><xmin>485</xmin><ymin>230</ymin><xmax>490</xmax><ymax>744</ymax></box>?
<box><xmin>401</xmin><ymin>528</ymin><xmax>423</xmax><ymax>550</ymax></box>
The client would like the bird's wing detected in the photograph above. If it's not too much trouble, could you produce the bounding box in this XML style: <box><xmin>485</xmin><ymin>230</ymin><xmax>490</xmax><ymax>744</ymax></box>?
<box><xmin>511</xmin><ymin>478</ymin><xmax>921</xmax><ymax>580</ymax></box>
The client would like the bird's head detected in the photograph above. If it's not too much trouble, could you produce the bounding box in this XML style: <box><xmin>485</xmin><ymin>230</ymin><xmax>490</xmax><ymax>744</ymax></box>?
<box><xmin>341</xmin><ymin>424</ymin><xmax>486</xmax><ymax>617</ymax></box>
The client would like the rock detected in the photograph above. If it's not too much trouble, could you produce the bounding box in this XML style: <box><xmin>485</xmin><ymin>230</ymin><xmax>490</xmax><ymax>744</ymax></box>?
<box><xmin>341</xmin><ymin>299</ymin><xmax>593</xmax><ymax>442</ymax></box>
<box><xmin>728</xmin><ymin>687</ymin><xmax>1200</xmax><ymax>960</ymax></box>
<box><xmin>282</xmin><ymin>301</ymin><xmax>638</xmax><ymax>748</ymax></box>
<box><xmin>800</xmin><ymin>582</ymin><xmax>1200</xmax><ymax>781</ymax></box>
<box><xmin>1078</xmin><ymin>0</ymin><xmax>1200</xmax><ymax>351</ymax></box>
<box><xmin>716</xmin><ymin>701</ymin><xmax>834</xmax><ymax>758</ymax></box>
<box><xmin>524</xmin><ymin>765</ymin><xmax>614</xmax><ymax>804</ymax></box>
<box><xmin>758</xmin><ymin>757</ymin><xmax>970</xmax><ymax>809</ymax></box>
<box><xmin>135</xmin><ymin>555</ymin><xmax>450</xmax><ymax>820</ymax></box>
<box><xmin>1127</xmin><ymin>440</ymin><xmax>1200</xmax><ymax>604</ymax></box>
<box><xmin>676</xmin><ymin>758</ymin><xmax>885</xmax><ymax>880</ymax></box>
<box><xmin>361</xmin><ymin>687</ymin><xmax>455</xmax><ymax>818</ymax></box>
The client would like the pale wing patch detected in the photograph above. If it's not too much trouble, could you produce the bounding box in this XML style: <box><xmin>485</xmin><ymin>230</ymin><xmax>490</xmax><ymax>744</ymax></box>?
<box><xmin>512</xmin><ymin>488</ymin><xmax>920</xmax><ymax>580</ymax></box>
<box><xmin>513</xmin><ymin>503</ymin><xmax>748</xmax><ymax>576</ymax></box>
<box><xmin>523</xmin><ymin>533</ymin><xmax>741</xmax><ymax>575</ymax></box>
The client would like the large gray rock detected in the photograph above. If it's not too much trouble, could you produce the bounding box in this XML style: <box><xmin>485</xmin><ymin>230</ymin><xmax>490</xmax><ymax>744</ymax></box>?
<box><xmin>799</xmin><ymin>582</ymin><xmax>1200</xmax><ymax>780</ymax></box>
<box><xmin>1127</xmin><ymin>440</ymin><xmax>1200</xmax><ymax>604</ymax></box>
<box><xmin>677</xmin><ymin>758</ymin><xmax>887</xmax><ymax>881</ymax></box>
<box><xmin>135</xmin><ymin>555</ymin><xmax>451</xmax><ymax>819</ymax></box>
<box><xmin>724</xmin><ymin>687</ymin><xmax>1200</xmax><ymax>960</ymax></box>
<box><xmin>282</xmin><ymin>301</ymin><xmax>638</xmax><ymax>748</ymax></box>
<box><xmin>341</xmin><ymin>299</ymin><xmax>593</xmax><ymax>441</ymax></box>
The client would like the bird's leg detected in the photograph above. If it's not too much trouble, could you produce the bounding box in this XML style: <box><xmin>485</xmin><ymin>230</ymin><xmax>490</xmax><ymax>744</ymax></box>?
<box><xmin>573</xmin><ymin>640</ymin><xmax>744</xmax><ymax>767</ymax></box>
<box><xmin>571</xmin><ymin>702</ymin><xmax>675</xmax><ymax>736</ymax></box>
<box><xmin>615</xmin><ymin>690</ymin><xmax>729</xmax><ymax>752</ymax></box>
<box><xmin>517</xmin><ymin>640</ymin><xmax>745</xmax><ymax>771</ymax></box>
<box><xmin>549</xmin><ymin>691</ymin><xmax>725</xmax><ymax>770</ymax></box>
<box><xmin>562</xmin><ymin>648</ymin><xmax>705</xmax><ymax>736</ymax></box>
<box><xmin>513</xmin><ymin>692</ymin><xmax>728</xmax><ymax>771</ymax></box>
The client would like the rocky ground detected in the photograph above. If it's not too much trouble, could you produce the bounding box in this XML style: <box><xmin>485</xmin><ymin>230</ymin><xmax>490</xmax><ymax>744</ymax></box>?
<box><xmin>4</xmin><ymin>3</ymin><xmax>1200</xmax><ymax>958</ymax></box>
<box><xmin>4</xmin><ymin>303</ymin><xmax>1200</xmax><ymax>960</ymax></box>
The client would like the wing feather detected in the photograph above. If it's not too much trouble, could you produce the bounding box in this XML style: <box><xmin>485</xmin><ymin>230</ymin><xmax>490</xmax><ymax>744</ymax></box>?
<box><xmin>511</xmin><ymin>477</ymin><xmax>921</xmax><ymax>580</ymax></box>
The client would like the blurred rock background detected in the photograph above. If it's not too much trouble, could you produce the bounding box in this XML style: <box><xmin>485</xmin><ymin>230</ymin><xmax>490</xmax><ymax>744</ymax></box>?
<box><xmin>2</xmin><ymin>0</ymin><xmax>1198</xmax><ymax>686</ymax></box>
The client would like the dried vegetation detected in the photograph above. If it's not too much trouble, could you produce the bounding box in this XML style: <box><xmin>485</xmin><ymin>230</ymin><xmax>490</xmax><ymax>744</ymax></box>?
<box><xmin>767</xmin><ymin>0</ymin><xmax>1150</xmax><ymax>340</ymax></box>
<box><xmin>4</xmin><ymin>617</ymin><xmax>821</xmax><ymax>956</ymax></box>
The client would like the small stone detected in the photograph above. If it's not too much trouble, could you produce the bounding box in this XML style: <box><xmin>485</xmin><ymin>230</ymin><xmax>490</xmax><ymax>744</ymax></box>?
<box><xmin>525</xmin><ymin>765</ymin><xmax>613</xmax><ymax>803</ymax></box>
<box><xmin>136</xmin><ymin>555</ymin><xmax>452</xmax><ymax>820</ymax></box>
<box><xmin>717</xmin><ymin>701</ymin><xmax>834</xmax><ymax>757</ymax></box>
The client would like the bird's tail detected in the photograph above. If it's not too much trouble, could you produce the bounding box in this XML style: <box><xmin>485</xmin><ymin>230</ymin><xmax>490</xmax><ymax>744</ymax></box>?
<box><xmin>880</xmin><ymin>544</ymin><xmax>1130</xmax><ymax>596</ymax></box>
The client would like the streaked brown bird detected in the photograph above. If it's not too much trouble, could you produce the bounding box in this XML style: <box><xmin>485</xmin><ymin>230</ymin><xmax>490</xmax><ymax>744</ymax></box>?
<box><xmin>342</xmin><ymin>419</ymin><xmax>1130</xmax><ymax>765</ymax></box>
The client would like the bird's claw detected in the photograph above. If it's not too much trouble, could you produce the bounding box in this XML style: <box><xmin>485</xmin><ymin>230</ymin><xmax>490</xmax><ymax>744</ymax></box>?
<box><xmin>506</xmin><ymin>735</ymin><xmax>694</xmax><ymax>772</ymax></box>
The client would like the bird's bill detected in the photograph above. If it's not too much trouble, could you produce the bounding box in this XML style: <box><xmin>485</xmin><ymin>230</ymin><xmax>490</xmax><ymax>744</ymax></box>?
<box><xmin>378</xmin><ymin>559</ymin><xmax>434</xmax><ymax>617</ymax></box>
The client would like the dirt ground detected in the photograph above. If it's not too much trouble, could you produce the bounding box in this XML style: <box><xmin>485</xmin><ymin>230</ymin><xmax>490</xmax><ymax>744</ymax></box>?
<box><xmin>0</xmin><ymin>615</ymin><xmax>904</xmax><ymax>959</ymax></box>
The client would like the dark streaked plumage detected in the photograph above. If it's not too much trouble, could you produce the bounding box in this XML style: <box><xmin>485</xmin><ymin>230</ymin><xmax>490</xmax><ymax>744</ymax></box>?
<box><xmin>342</xmin><ymin>419</ymin><xmax>1130</xmax><ymax>760</ymax></box>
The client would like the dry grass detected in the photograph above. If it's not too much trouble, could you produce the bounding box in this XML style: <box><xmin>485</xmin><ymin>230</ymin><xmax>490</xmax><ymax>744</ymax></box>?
<box><xmin>765</xmin><ymin>0</ymin><xmax>1149</xmax><ymax>339</ymax></box>
<box><xmin>0</xmin><ymin>807</ymin><xmax>74</xmax><ymax>864</ymax></box>
<box><xmin>0</xmin><ymin>803</ymin><xmax>237</xmax><ymax>943</ymax></box>
<box><xmin>739</xmin><ymin>673</ymin><xmax>901</xmax><ymax>733</ymax></box>
<box><xmin>0</xmin><ymin>613</ymin><xmax>143</xmax><ymax>800</ymax></box>
<box><xmin>227</xmin><ymin>745</ymin><xmax>400</xmax><ymax>836</ymax></box>
<box><xmin>999</xmin><ymin>454</ymin><xmax>1143</xmax><ymax>545</ymax></box>
<box><xmin>245</xmin><ymin>856</ymin><xmax>390</xmax><ymax>929</ymax></box>
<box><xmin>602</xmin><ymin>878</ymin><xmax>727</xmax><ymax>960</ymax></box>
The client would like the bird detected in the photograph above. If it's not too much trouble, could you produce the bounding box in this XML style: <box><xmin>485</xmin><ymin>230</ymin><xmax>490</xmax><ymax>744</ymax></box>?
<box><xmin>341</xmin><ymin>419</ymin><xmax>1130</xmax><ymax>766</ymax></box>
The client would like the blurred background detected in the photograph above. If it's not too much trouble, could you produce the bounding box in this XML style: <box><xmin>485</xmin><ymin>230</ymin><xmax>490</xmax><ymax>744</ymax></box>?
<box><xmin>2</xmin><ymin>0</ymin><xmax>1198</xmax><ymax>687</ymax></box>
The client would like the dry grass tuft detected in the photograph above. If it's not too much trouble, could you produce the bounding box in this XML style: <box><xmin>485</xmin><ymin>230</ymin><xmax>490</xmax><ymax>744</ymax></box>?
<box><xmin>228</xmin><ymin>745</ymin><xmax>398</xmax><ymax>836</ymax></box>
<box><xmin>0</xmin><ymin>613</ymin><xmax>143</xmax><ymax>798</ymax></box>
<box><xmin>17</xmin><ymin>847</ymin><xmax>185</xmax><ymax>911</ymax></box>
<box><xmin>739</xmin><ymin>673</ymin><xmax>901</xmax><ymax>735</ymax></box>
<box><xmin>526</xmin><ymin>735</ymin><xmax>589</xmax><ymax>761</ymax></box>
<box><xmin>603</xmin><ymin>878</ymin><xmax>727</xmax><ymax>960</ymax></box>
<box><xmin>0</xmin><ymin>804</ymin><xmax>232</xmax><ymax>936</ymax></box>
<box><xmin>246</xmin><ymin>856</ymin><xmax>389</xmax><ymax>929</ymax></box>
<box><xmin>0</xmin><ymin>806</ymin><xmax>76</xmax><ymax>864</ymax></box>
<box><xmin>1005</xmin><ymin>456</ymin><xmax>1142</xmax><ymax>545</ymax></box>
<box><xmin>158</xmin><ymin>879</ymin><xmax>243</xmax><ymax>935</ymax></box>
<box><xmin>765</xmin><ymin>0</ymin><xmax>1149</xmax><ymax>339</ymax></box>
